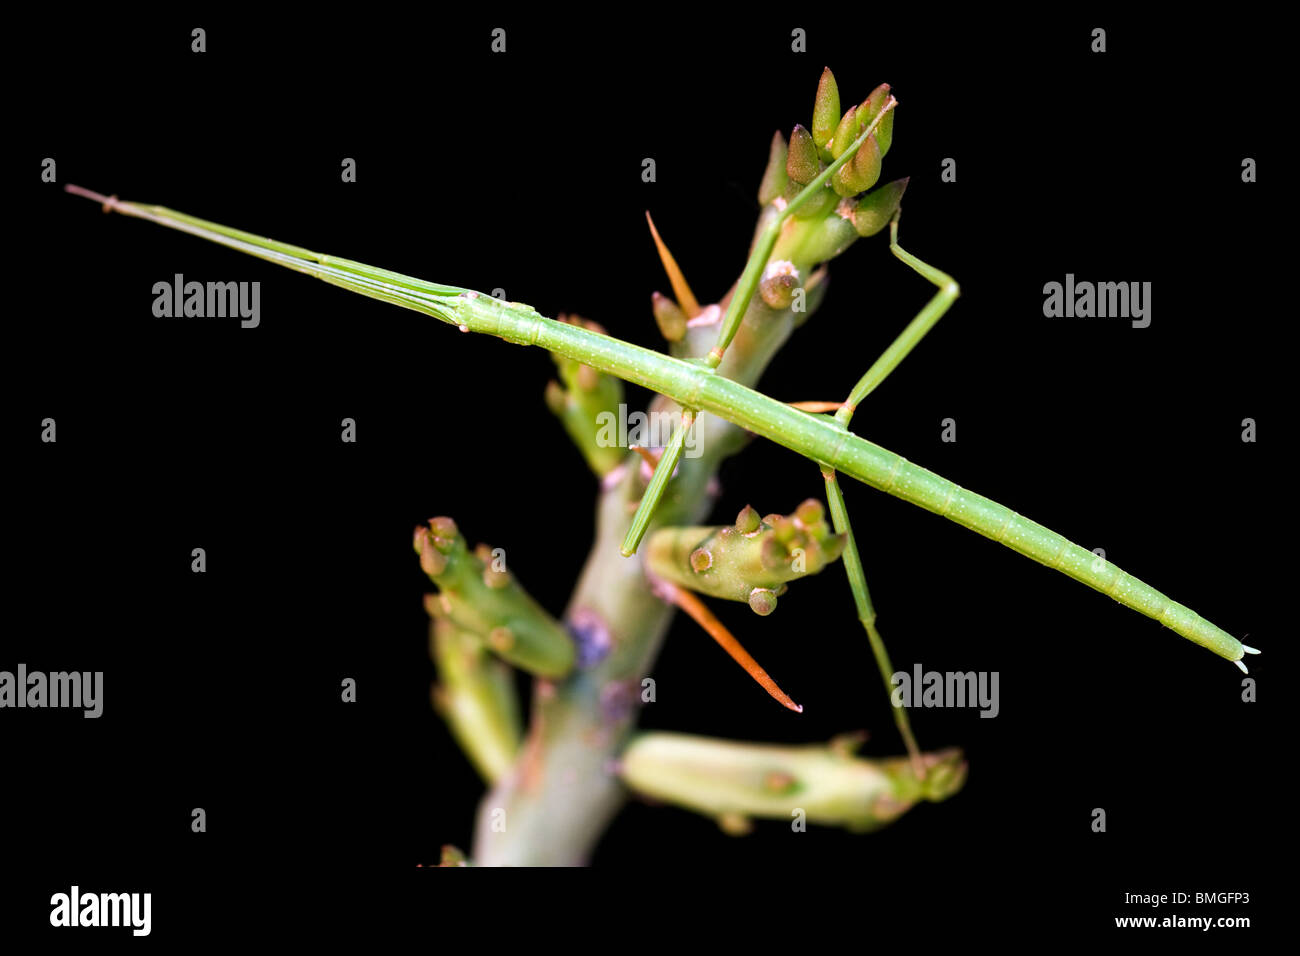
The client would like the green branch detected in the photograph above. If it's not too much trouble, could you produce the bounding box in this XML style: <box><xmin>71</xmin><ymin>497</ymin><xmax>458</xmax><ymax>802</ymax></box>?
<box><xmin>620</xmin><ymin>732</ymin><xmax>965</xmax><ymax>833</ymax></box>
<box><xmin>414</xmin><ymin>518</ymin><xmax>575</xmax><ymax>678</ymax></box>
<box><xmin>428</xmin><ymin>605</ymin><xmax>522</xmax><ymax>784</ymax></box>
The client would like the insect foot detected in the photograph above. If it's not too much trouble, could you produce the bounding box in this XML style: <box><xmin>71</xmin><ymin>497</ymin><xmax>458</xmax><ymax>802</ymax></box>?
<box><xmin>850</xmin><ymin>747</ymin><xmax>969</xmax><ymax>832</ymax></box>
<box><xmin>414</xmin><ymin>518</ymin><xmax>575</xmax><ymax>678</ymax></box>
<box><xmin>644</xmin><ymin>499</ymin><xmax>847</xmax><ymax>610</ymax></box>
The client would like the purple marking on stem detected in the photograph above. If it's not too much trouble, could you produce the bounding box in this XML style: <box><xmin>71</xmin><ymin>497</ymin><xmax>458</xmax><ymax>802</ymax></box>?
<box><xmin>568</xmin><ymin>607</ymin><xmax>612</xmax><ymax>668</ymax></box>
<box><xmin>599</xmin><ymin>679</ymin><xmax>640</xmax><ymax>726</ymax></box>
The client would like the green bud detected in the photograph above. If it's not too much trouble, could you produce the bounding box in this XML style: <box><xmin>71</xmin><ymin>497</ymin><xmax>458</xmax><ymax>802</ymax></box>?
<box><xmin>832</xmin><ymin>164</ymin><xmax>855</xmax><ymax>198</ymax></box>
<box><xmin>851</xmin><ymin>177</ymin><xmax>909</xmax><ymax>237</ymax></box>
<box><xmin>795</xmin><ymin>498</ymin><xmax>825</xmax><ymax>526</ymax></box>
<box><xmin>429</xmin><ymin>517</ymin><xmax>459</xmax><ymax>553</ymax></box>
<box><xmin>645</xmin><ymin>502</ymin><xmax>847</xmax><ymax>609</ymax></box>
<box><xmin>734</xmin><ymin>504</ymin><xmax>762</xmax><ymax>534</ymax></box>
<box><xmin>758</xmin><ymin>130</ymin><xmax>789</xmax><ymax>206</ymax></box>
<box><xmin>430</xmin><ymin>614</ymin><xmax>521</xmax><ymax>786</ymax></box>
<box><xmin>796</xmin><ymin>205</ymin><xmax>858</xmax><ymax>263</ymax></box>
<box><xmin>833</xmin><ymin>133</ymin><xmax>882</xmax><ymax>196</ymax></box>
<box><xmin>812</xmin><ymin>67</ymin><xmax>840</xmax><ymax>149</ymax></box>
<box><xmin>786</xmin><ymin>125</ymin><xmax>820</xmax><ymax>185</ymax></box>
<box><xmin>830</xmin><ymin>105</ymin><xmax>858</xmax><ymax>160</ymax></box>
<box><xmin>420</xmin><ymin>536</ymin><xmax>449</xmax><ymax>576</ymax></box>
<box><xmin>770</xmin><ymin>515</ymin><xmax>796</xmax><ymax>545</ymax></box>
<box><xmin>859</xmin><ymin>83</ymin><xmax>894</xmax><ymax>156</ymax></box>
<box><xmin>415</xmin><ymin>520</ymin><xmax>575</xmax><ymax>678</ymax></box>
<box><xmin>748</xmin><ymin>588</ymin><xmax>779</xmax><ymax>616</ymax></box>
<box><xmin>786</xmin><ymin>179</ymin><xmax>838</xmax><ymax>220</ymax></box>
<box><xmin>651</xmin><ymin>291</ymin><xmax>688</xmax><ymax>342</ymax></box>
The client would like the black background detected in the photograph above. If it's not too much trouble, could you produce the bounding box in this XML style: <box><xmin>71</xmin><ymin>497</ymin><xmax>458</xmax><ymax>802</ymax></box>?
<box><xmin>8</xmin><ymin>8</ymin><xmax>1285</xmax><ymax>942</ymax></box>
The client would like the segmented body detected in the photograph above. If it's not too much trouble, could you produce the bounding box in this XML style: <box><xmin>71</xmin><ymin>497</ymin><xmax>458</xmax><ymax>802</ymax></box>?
<box><xmin>72</xmin><ymin>193</ymin><xmax>1252</xmax><ymax>667</ymax></box>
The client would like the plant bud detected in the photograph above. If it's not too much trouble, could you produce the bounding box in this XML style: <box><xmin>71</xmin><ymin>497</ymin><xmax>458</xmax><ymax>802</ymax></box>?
<box><xmin>833</xmin><ymin>133</ymin><xmax>881</xmax><ymax>196</ymax></box>
<box><xmin>799</xmin><ymin>208</ymin><xmax>857</xmax><ymax>263</ymax></box>
<box><xmin>651</xmin><ymin>291</ymin><xmax>688</xmax><ymax>342</ymax></box>
<box><xmin>420</xmin><ymin>540</ymin><xmax>449</xmax><ymax>576</ymax></box>
<box><xmin>759</xmin><ymin>260</ymin><xmax>799</xmax><ymax>309</ymax></box>
<box><xmin>748</xmin><ymin>588</ymin><xmax>779</xmax><ymax>616</ymax></box>
<box><xmin>734</xmin><ymin>505</ymin><xmax>762</xmax><ymax>533</ymax></box>
<box><xmin>820</xmin><ymin>533</ymin><xmax>847</xmax><ymax>564</ymax></box>
<box><xmin>858</xmin><ymin>83</ymin><xmax>894</xmax><ymax>156</ymax></box>
<box><xmin>646</xmin><ymin>501</ymin><xmax>847</xmax><ymax>607</ymax></box>
<box><xmin>795</xmin><ymin>498</ymin><xmax>824</xmax><ymax>527</ymax></box>
<box><xmin>758</xmin><ymin>130</ymin><xmax>789</xmax><ymax>205</ymax></box>
<box><xmin>786</xmin><ymin>125</ymin><xmax>820</xmax><ymax>185</ymax></box>
<box><xmin>788</xmin><ymin>180</ymin><xmax>837</xmax><ymax>220</ymax></box>
<box><xmin>771</xmin><ymin>515</ymin><xmax>797</xmax><ymax>545</ymax></box>
<box><xmin>830</xmin><ymin>105</ymin><xmax>858</xmax><ymax>159</ymax></box>
<box><xmin>812</xmin><ymin>67</ymin><xmax>841</xmax><ymax>149</ymax></box>
<box><xmin>429</xmin><ymin>516</ymin><xmax>459</xmax><ymax>543</ymax></box>
<box><xmin>852</xmin><ymin>178</ymin><xmax>909</xmax><ymax>237</ymax></box>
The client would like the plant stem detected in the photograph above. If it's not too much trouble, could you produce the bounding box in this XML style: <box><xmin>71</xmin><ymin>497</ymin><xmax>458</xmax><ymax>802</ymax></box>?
<box><xmin>473</xmin><ymin>293</ymin><xmax>810</xmax><ymax>865</ymax></box>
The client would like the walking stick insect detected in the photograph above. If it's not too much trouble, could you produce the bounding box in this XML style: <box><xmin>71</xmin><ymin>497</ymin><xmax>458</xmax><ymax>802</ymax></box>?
<box><xmin>62</xmin><ymin>69</ymin><xmax>1258</xmax><ymax>852</ymax></box>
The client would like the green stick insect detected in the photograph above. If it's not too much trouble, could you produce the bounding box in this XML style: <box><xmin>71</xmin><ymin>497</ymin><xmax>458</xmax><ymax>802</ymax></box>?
<box><xmin>62</xmin><ymin>70</ymin><xmax>1258</xmax><ymax>769</ymax></box>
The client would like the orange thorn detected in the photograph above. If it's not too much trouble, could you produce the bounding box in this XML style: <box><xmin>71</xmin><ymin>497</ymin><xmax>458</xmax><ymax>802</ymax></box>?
<box><xmin>656</xmin><ymin>580</ymin><xmax>803</xmax><ymax>713</ymax></box>
<box><xmin>645</xmin><ymin>211</ymin><xmax>701</xmax><ymax>318</ymax></box>
<box><xmin>787</xmin><ymin>401</ymin><xmax>846</xmax><ymax>413</ymax></box>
